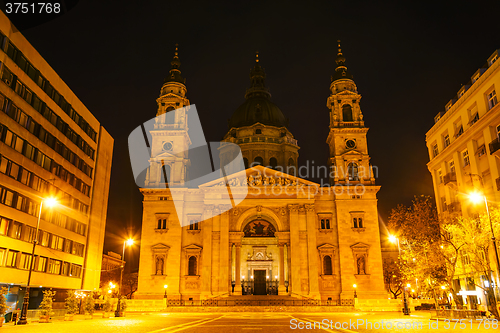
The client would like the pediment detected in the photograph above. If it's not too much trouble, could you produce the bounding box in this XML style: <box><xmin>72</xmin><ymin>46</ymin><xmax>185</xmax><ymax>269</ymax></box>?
<box><xmin>183</xmin><ymin>244</ymin><xmax>203</xmax><ymax>251</ymax></box>
<box><xmin>350</xmin><ymin>242</ymin><xmax>370</xmax><ymax>250</ymax></box>
<box><xmin>200</xmin><ymin>165</ymin><xmax>319</xmax><ymax>188</ymax></box>
<box><xmin>151</xmin><ymin>243</ymin><xmax>170</xmax><ymax>251</ymax></box>
<box><xmin>151</xmin><ymin>151</ymin><xmax>176</xmax><ymax>160</ymax></box>
<box><xmin>318</xmin><ymin>243</ymin><xmax>337</xmax><ymax>250</ymax></box>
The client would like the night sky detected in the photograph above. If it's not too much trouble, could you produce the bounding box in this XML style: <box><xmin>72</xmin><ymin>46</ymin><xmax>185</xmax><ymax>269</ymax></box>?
<box><xmin>8</xmin><ymin>0</ymin><xmax>500</xmax><ymax>269</ymax></box>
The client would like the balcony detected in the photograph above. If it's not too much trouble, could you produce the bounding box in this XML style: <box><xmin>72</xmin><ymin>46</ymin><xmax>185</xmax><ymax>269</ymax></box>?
<box><xmin>443</xmin><ymin>172</ymin><xmax>457</xmax><ymax>185</ymax></box>
<box><xmin>489</xmin><ymin>137</ymin><xmax>500</xmax><ymax>158</ymax></box>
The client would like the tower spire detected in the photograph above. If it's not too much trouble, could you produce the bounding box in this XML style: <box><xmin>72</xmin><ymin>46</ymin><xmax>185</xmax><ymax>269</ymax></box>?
<box><xmin>165</xmin><ymin>44</ymin><xmax>184</xmax><ymax>84</ymax></box>
<box><xmin>331</xmin><ymin>40</ymin><xmax>353</xmax><ymax>82</ymax></box>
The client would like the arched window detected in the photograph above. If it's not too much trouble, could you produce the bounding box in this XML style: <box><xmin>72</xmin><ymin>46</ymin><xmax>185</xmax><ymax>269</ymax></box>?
<box><xmin>162</xmin><ymin>164</ymin><xmax>171</xmax><ymax>185</ymax></box>
<box><xmin>353</xmin><ymin>217</ymin><xmax>358</xmax><ymax>228</ymax></box>
<box><xmin>253</xmin><ymin>156</ymin><xmax>263</xmax><ymax>166</ymax></box>
<box><xmin>358</xmin><ymin>218</ymin><xmax>363</xmax><ymax>228</ymax></box>
<box><xmin>321</xmin><ymin>219</ymin><xmax>325</xmax><ymax>229</ymax></box>
<box><xmin>325</xmin><ymin>219</ymin><xmax>330</xmax><ymax>229</ymax></box>
<box><xmin>323</xmin><ymin>255</ymin><xmax>333</xmax><ymax>275</ymax></box>
<box><xmin>347</xmin><ymin>162</ymin><xmax>359</xmax><ymax>181</ymax></box>
<box><xmin>342</xmin><ymin>104</ymin><xmax>353</xmax><ymax>122</ymax></box>
<box><xmin>165</xmin><ymin>106</ymin><xmax>175</xmax><ymax>124</ymax></box>
<box><xmin>188</xmin><ymin>256</ymin><xmax>197</xmax><ymax>276</ymax></box>
<box><xmin>243</xmin><ymin>158</ymin><xmax>249</xmax><ymax>169</ymax></box>
<box><xmin>269</xmin><ymin>157</ymin><xmax>278</xmax><ymax>169</ymax></box>
<box><xmin>157</xmin><ymin>219</ymin><xmax>167</xmax><ymax>229</ymax></box>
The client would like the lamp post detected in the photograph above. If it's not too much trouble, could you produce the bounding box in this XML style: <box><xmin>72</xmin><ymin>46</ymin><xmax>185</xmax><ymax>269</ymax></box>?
<box><xmin>389</xmin><ymin>234</ymin><xmax>410</xmax><ymax>315</ymax></box>
<box><xmin>115</xmin><ymin>238</ymin><xmax>134</xmax><ymax>317</ymax></box>
<box><xmin>164</xmin><ymin>285</ymin><xmax>168</xmax><ymax>307</ymax></box>
<box><xmin>353</xmin><ymin>284</ymin><xmax>357</xmax><ymax>298</ymax></box>
<box><xmin>17</xmin><ymin>198</ymin><xmax>57</xmax><ymax>325</ymax></box>
<box><xmin>469</xmin><ymin>190</ymin><xmax>500</xmax><ymax>297</ymax></box>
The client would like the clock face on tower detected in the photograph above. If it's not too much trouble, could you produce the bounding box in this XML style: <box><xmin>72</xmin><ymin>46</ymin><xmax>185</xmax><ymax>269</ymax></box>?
<box><xmin>345</xmin><ymin>139</ymin><xmax>356</xmax><ymax>149</ymax></box>
<box><xmin>163</xmin><ymin>141</ymin><xmax>173</xmax><ymax>151</ymax></box>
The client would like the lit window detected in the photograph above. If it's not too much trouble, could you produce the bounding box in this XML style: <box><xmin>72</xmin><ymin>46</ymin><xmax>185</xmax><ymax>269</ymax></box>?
<box><xmin>449</xmin><ymin>160</ymin><xmax>455</xmax><ymax>174</ymax></box>
<box><xmin>432</xmin><ymin>144</ymin><xmax>439</xmax><ymax>157</ymax></box>
<box><xmin>437</xmin><ymin>169</ymin><xmax>443</xmax><ymax>184</ymax></box>
<box><xmin>443</xmin><ymin>134</ymin><xmax>450</xmax><ymax>148</ymax></box>
<box><xmin>463</xmin><ymin>150</ymin><xmax>470</xmax><ymax>166</ymax></box>
<box><xmin>488</xmin><ymin>90</ymin><xmax>497</xmax><ymax>109</ymax></box>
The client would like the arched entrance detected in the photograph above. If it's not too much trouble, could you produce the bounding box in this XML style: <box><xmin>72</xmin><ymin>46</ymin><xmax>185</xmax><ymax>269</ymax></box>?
<box><xmin>240</xmin><ymin>218</ymin><xmax>279</xmax><ymax>295</ymax></box>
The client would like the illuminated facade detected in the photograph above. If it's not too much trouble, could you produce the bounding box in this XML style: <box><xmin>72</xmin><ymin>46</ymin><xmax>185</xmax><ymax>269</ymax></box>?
<box><xmin>426</xmin><ymin>49</ymin><xmax>500</xmax><ymax>308</ymax></box>
<box><xmin>0</xmin><ymin>10</ymin><xmax>113</xmax><ymax>309</ymax></box>
<box><xmin>136</xmin><ymin>44</ymin><xmax>386</xmax><ymax>301</ymax></box>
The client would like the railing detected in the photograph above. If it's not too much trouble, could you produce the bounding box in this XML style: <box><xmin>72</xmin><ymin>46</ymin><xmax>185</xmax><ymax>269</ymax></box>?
<box><xmin>26</xmin><ymin>309</ymin><xmax>67</xmax><ymax>320</ymax></box>
<box><xmin>164</xmin><ymin>299</ymin><xmax>354</xmax><ymax>307</ymax></box>
<box><xmin>432</xmin><ymin>309</ymin><xmax>484</xmax><ymax>319</ymax></box>
<box><xmin>489</xmin><ymin>137</ymin><xmax>500</xmax><ymax>155</ymax></box>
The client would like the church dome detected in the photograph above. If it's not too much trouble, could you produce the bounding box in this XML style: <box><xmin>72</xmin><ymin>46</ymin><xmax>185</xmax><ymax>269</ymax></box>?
<box><xmin>228</xmin><ymin>52</ymin><xmax>288</xmax><ymax>129</ymax></box>
<box><xmin>229</xmin><ymin>97</ymin><xmax>288</xmax><ymax>128</ymax></box>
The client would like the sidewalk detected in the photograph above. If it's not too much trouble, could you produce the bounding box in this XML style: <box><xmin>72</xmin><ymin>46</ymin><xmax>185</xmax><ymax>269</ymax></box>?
<box><xmin>2</xmin><ymin>312</ymin><xmax>115</xmax><ymax>327</ymax></box>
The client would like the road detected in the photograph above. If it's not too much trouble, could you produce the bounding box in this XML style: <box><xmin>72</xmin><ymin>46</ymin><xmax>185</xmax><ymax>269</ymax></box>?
<box><xmin>1</xmin><ymin>311</ymin><xmax>497</xmax><ymax>332</ymax></box>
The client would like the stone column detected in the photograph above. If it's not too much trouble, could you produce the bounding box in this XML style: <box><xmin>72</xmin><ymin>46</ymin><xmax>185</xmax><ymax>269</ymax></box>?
<box><xmin>288</xmin><ymin>204</ymin><xmax>301</xmax><ymax>295</ymax></box>
<box><xmin>234</xmin><ymin>243</ymin><xmax>242</xmax><ymax>295</ymax></box>
<box><xmin>278</xmin><ymin>242</ymin><xmax>287</xmax><ymax>295</ymax></box>
<box><xmin>305</xmin><ymin>204</ymin><xmax>320</xmax><ymax>299</ymax></box>
<box><xmin>219</xmin><ymin>209</ymin><xmax>230</xmax><ymax>294</ymax></box>
<box><xmin>200</xmin><ymin>206</ymin><xmax>214</xmax><ymax>299</ymax></box>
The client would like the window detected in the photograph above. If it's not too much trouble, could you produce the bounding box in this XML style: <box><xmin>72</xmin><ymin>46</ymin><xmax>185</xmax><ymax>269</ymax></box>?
<box><xmin>488</xmin><ymin>90</ymin><xmax>497</xmax><ymax>109</ymax></box>
<box><xmin>320</xmin><ymin>219</ymin><xmax>330</xmax><ymax>229</ymax></box>
<box><xmin>437</xmin><ymin>169</ymin><xmax>443</xmax><ymax>184</ymax></box>
<box><xmin>72</xmin><ymin>243</ymin><xmax>84</xmax><ymax>256</ymax></box>
<box><xmin>189</xmin><ymin>221</ymin><xmax>199</xmax><ymax>230</ymax></box>
<box><xmin>50</xmin><ymin>235</ymin><xmax>64</xmax><ymax>251</ymax></box>
<box><xmin>489</xmin><ymin>54</ymin><xmax>498</xmax><ymax>66</ymax></box>
<box><xmin>158</xmin><ymin>219</ymin><xmax>167</xmax><ymax>229</ymax></box>
<box><xmin>347</xmin><ymin>162</ymin><xmax>359</xmax><ymax>181</ymax></box>
<box><xmin>6</xmin><ymin>250</ymin><xmax>18</xmax><ymax>267</ymax></box>
<box><xmin>477</xmin><ymin>144</ymin><xmax>486</xmax><ymax>157</ymax></box>
<box><xmin>449</xmin><ymin>160</ymin><xmax>455</xmax><ymax>174</ymax></box>
<box><xmin>255</xmin><ymin>129</ymin><xmax>262</xmax><ymax>134</ymax></box>
<box><xmin>61</xmin><ymin>262</ymin><xmax>70</xmax><ymax>276</ymax></box>
<box><xmin>19</xmin><ymin>253</ymin><xmax>31</xmax><ymax>270</ymax></box>
<box><xmin>188</xmin><ymin>256</ymin><xmax>197</xmax><ymax>275</ymax></box>
<box><xmin>441</xmin><ymin>197</ymin><xmax>447</xmax><ymax>211</ymax></box>
<box><xmin>269</xmin><ymin>157</ymin><xmax>278</xmax><ymax>169</ymax></box>
<box><xmin>9</xmin><ymin>221</ymin><xmax>22</xmax><ymax>239</ymax></box>
<box><xmin>470</xmin><ymin>112</ymin><xmax>479</xmax><ymax>126</ymax></box>
<box><xmin>0</xmin><ymin>217</ymin><xmax>10</xmax><ymax>235</ymax></box>
<box><xmin>253</xmin><ymin>156</ymin><xmax>263</xmax><ymax>166</ymax></box>
<box><xmin>243</xmin><ymin>158</ymin><xmax>249</xmax><ymax>169</ymax></box>
<box><xmin>70</xmin><ymin>264</ymin><xmax>82</xmax><ymax>277</ymax></box>
<box><xmin>463</xmin><ymin>150</ymin><xmax>470</xmax><ymax>166</ymax></box>
<box><xmin>48</xmin><ymin>259</ymin><xmax>61</xmax><ymax>274</ymax></box>
<box><xmin>342</xmin><ymin>104</ymin><xmax>353</xmax><ymax>122</ymax></box>
<box><xmin>443</xmin><ymin>134</ymin><xmax>450</xmax><ymax>148</ymax></box>
<box><xmin>0</xmin><ymin>248</ymin><xmax>5</xmax><ymax>266</ymax></box>
<box><xmin>24</xmin><ymin>225</ymin><xmax>36</xmax><ymax>243</ymax></box>
<box><xmin>432</xmin><ymin>144</ymin><xmax>439</xmax><ymax>158</ymax></box>
<box><xmin>455</xmin><ymin>124</ymin><xmax>463</xmax><ymax>138</ymax></box>
<box><xmin>323</xmin><ymin>255</ymin><xmax>333</xmax><ymax>275</ymax></box>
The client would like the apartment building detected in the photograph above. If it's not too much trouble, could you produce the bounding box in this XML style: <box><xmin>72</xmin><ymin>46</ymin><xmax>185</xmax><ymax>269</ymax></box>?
<box><xmin>426</xmin><ymin>48</ymin><xmax>500</xmax><ymax>308</ymax></box>
<box><xmin>0</xmin><ymin>11</ymin><xmax>113</xmax><ymax>309</ymax></box>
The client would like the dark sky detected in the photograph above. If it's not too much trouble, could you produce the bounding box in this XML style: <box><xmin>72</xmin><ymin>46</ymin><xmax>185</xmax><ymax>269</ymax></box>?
<box><xmin>10</xmin><ymin>0</ymin><xmax>500</xmax><ymax>269</ymax></box>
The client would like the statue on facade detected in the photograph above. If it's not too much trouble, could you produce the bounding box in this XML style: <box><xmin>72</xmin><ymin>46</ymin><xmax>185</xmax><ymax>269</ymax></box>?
<box><xmin>357</xmin><ymin>256</ymin><xmax>366</xmax><ymax>275</ymax></box>
<box><xmin>156</xmin><ymin>256</ymin><xmax>164</xmax><ymax>275</ymax></box>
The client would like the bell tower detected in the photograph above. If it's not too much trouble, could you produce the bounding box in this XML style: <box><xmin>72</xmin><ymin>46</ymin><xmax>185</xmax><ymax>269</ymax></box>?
<box><xmin>326</xmin><ymin>41</ymin><xmax>375</xmax><ymax>186</ymax></box>
<box><xmin>145</xmin><ymin>45</ymin><xmax>191</xmax><ymax>187</ymax></box>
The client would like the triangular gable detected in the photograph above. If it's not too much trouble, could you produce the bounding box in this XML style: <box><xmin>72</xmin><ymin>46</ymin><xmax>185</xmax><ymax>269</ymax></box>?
<box><xmin>200</xmin><ymin>165</ymin><xmax>319</xmax><ymax>188</ymax></box>
<box><xmin>350</xmin><ymin>242</ymin><xmax>370</xmax><ymax>250</ymax></box>
<box><xmin>151</xmin><ymin>243</ymin><xmax>170</xmax><ymax>251</ymax></box>
<box><xmin>183</xmin><ymin>244</ymin><xmax>203</xmax><ymax>251</ymax></box>
<box><xmin>318</xmin><ymin>243</ymin><xmax>337</xmax><ymax>250</ymax></box>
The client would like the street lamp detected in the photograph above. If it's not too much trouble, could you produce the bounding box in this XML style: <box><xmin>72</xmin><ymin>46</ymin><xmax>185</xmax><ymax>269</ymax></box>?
<box><xmin>468</xmin><ymin>190</ymin><xmax>500</xmax><ymax>295</ymax></box>
<box><xmin>115</xmin><ymin>238</ymin><xmax>134</xmax><ymax>317</ymax></box>
<box><xmin>389</xmin><ymin>234</ymin><xmax>410</xmax><ymax>315</ymax></box>
<box><xmin>353</xmin><ymin>284</ymin><xmax>357</xmax><ymax>298</ymax></box>
<box><xmin>18</xmin><ymin>197</ymin><xmax>58</xmax><ymax>325</ymax></box>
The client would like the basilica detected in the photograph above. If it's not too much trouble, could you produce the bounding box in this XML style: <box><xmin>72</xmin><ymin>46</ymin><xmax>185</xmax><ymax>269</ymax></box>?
<box><xmin>135</xmin><ymin>44</ymin><xmax>387</xmax><ymax>301</ymax></box>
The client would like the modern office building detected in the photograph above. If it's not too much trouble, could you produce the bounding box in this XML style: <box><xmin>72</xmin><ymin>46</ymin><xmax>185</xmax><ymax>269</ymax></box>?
<box><xmin>0</xmin><ymin>10</ymin><xmax>113</xmax><ymax>310</ymax></box>
<box><xmin>426</xmin><ymin>49</ymin><xmax>500</xmax><ymax>308</ymax></box>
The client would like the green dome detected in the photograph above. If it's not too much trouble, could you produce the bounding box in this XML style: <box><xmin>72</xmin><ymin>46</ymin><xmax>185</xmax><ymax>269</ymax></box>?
<box><xmin>229</xmin><ymin>96</ymin><xmax>288</xmax><ymax>128</ymax></box>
